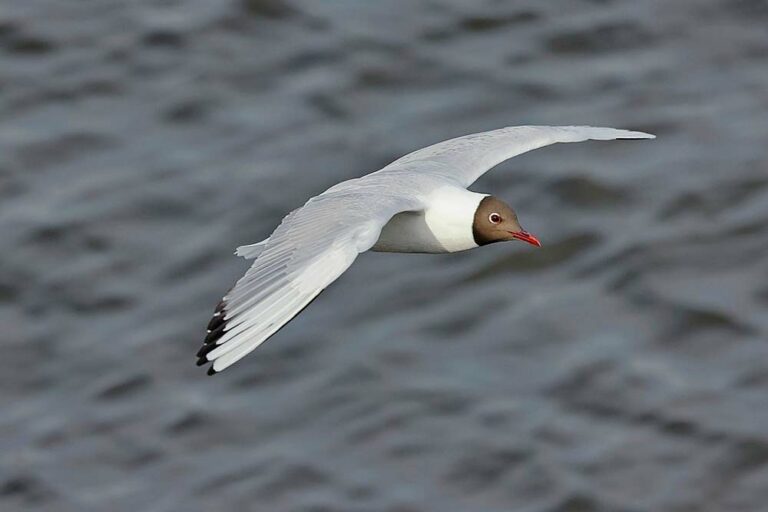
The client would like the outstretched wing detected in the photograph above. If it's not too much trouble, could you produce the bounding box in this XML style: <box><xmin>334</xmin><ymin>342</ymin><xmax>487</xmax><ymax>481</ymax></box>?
<box><xmin>197</xmin><ymin>190</ymin><xmax>423</xmax><ymax>374</ymax></box>
<box><xmin>381</xmin><ymin>125</ymin><xmax>654</xmax><ymax>187</ymax></box>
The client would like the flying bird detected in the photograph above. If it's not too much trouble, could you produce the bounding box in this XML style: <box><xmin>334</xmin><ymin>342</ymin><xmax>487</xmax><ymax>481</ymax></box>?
<box><xmin>197</xmin><ymin>125</ymin><xmax>654</xmax><ymax>374</ymax></box>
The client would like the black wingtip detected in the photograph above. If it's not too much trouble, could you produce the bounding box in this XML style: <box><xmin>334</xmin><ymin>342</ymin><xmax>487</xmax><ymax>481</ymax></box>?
<box><xmin>197</xmin><ymin>298</ymin><xmax>229</xmax><ymax>375</ymax></box>
<box><xmin>207</xmin><ymin>311</ymin><xmax>225</xmax><ymax>332</ymax></box>
<box><xmin>198</xmin><ymin>297</ymin><xmax>228</xmax><ymax>373</ymax></box>
<box><xmin>196</xmin><ymin>342</ymin><xmax>217</xmax><ymax>359</ymax></box>
<box><xmin>205</xmin><ymin>324</ymin><xmax>225</xmax><ymax>344</ymax></box>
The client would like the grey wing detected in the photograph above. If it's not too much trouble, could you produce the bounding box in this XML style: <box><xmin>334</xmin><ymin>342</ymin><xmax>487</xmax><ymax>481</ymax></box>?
<box><xmin>198</xmin><ymin>190</ymin><xmax>423</xmax><ymax>374</ymax></box>
<box><xmin>381</xmin><ymin>125</ymin><xmax>655</xmax><ymax>187</ymax></box>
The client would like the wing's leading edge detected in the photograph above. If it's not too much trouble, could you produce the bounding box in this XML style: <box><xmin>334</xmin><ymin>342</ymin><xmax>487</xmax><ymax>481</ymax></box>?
<box><xmin>382</xmin><ymin>125</ymin><xmax>654</xmax><ymax>187</ymax></box>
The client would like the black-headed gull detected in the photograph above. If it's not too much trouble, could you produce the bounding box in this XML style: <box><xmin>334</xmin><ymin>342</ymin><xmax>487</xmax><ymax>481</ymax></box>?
<box><xmin>197</xmin><ymin>125</ymin><xmax>654</xmax><ymax>374</ymax></box>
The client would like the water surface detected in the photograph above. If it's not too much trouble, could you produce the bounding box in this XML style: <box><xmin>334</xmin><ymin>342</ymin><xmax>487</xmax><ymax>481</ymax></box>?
<box><xmin>2</xmin><ymin>1</ymin><xmax>768</xmax><ymax>511</ymax></box>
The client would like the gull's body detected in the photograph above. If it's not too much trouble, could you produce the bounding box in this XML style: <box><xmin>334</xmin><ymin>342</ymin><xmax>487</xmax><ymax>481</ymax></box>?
<box><xmin>198</xmin><ymin>125</ymin><xmax>654</xmax><ymax>374</ymax></box>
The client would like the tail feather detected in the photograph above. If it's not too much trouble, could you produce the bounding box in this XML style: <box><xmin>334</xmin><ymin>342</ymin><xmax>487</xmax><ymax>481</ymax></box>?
<box><xmin>234</xmin><ymin>239</ymin><xmax>269</xmax><ymax>259</ymax></box>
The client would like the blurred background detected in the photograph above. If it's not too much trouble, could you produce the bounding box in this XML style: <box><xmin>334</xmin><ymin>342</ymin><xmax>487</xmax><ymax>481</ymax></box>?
<box><xmin>2</xmin><ymin>0</ymin><xmax>768</xmax><ymax>511</ymax></box>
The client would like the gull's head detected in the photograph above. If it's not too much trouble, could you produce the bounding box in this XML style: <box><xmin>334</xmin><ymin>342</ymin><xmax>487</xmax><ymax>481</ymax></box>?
<box><xmin>472</xmin><ymin>196</ymin><xmax>541</xmax><ymax>248</ymax></box>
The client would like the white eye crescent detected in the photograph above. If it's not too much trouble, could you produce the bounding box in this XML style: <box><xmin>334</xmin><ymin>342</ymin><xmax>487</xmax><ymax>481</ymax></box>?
<box><xmin>489</xmin><ymin>213</ymin><xmax>502</xmax><ymax>224</ymax></box>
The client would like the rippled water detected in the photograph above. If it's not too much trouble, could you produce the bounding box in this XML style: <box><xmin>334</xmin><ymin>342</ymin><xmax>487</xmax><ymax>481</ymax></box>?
<box><xmin>2</xmin><ymin>1</ymin><xmax>768</xmax><ymax>511</ymax></box>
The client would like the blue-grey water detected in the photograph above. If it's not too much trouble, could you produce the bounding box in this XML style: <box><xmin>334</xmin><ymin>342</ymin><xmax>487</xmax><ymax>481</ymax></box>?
<box><xmin>2</xmin><ymin>1</ymin><xmax>768</xmax><ymax>511</ymax></box>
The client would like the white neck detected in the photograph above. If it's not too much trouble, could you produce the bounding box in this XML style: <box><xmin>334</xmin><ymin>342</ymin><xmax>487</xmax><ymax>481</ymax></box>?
<box><xmin>424</xmin><ymin>187</ymin><xmax>487</xmax><ymax>253</ymax></box>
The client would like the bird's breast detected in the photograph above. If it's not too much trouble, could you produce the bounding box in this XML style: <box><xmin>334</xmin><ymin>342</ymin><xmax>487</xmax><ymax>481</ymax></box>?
<box><xmin>372</xmin><ymin>211</ymin><xmax>448</xmax><ymax>253</ymax></box>
<box><xmin>372</xmin><ymin>188</ymin><xmax>483</xmax><ymax>254</ymax></box>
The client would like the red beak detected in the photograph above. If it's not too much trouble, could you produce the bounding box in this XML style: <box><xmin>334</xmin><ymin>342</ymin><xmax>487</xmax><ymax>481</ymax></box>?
<box><xmin>510</xmin><ymin>230</ymin><xmax>542</xmax><ymax>247</ymax></box>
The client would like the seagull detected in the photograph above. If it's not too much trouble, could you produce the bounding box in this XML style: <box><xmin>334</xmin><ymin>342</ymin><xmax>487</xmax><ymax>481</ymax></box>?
<box><xmin>197</xmin><ymin>125</ymin><xmax>654</xmax><ymax>374</ymax></box>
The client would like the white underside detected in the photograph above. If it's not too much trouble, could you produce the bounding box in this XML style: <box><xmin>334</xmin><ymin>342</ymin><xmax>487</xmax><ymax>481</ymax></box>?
<box><xmin>372</xmin><ymin>187</ymin><xmax>486</xmax><ymax>253</ymax></box>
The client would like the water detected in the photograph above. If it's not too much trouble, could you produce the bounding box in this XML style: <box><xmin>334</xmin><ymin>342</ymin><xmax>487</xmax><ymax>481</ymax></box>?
<box><xmin>2</xmin><ymin>1</ymin><xmax>768</xmax><ymax>511</ymax></box>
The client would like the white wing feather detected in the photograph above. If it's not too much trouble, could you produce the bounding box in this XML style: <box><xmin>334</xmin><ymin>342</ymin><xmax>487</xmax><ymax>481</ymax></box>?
<box><xmin>380</xmin><ymin>125</ymin><xmax>654</xmax><ymax>187</ymax></box>
<box><xmin>200</xmin><ymin>190</ymin><xmax>422</xmax><ymax>373</ymax></box>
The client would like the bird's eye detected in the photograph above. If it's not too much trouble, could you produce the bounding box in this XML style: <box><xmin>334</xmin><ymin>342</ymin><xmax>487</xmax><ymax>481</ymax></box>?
<box><xmin>489</xmin><ymin>213</ymin><xmax>502</xmax><ymax>224</ymax></box>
